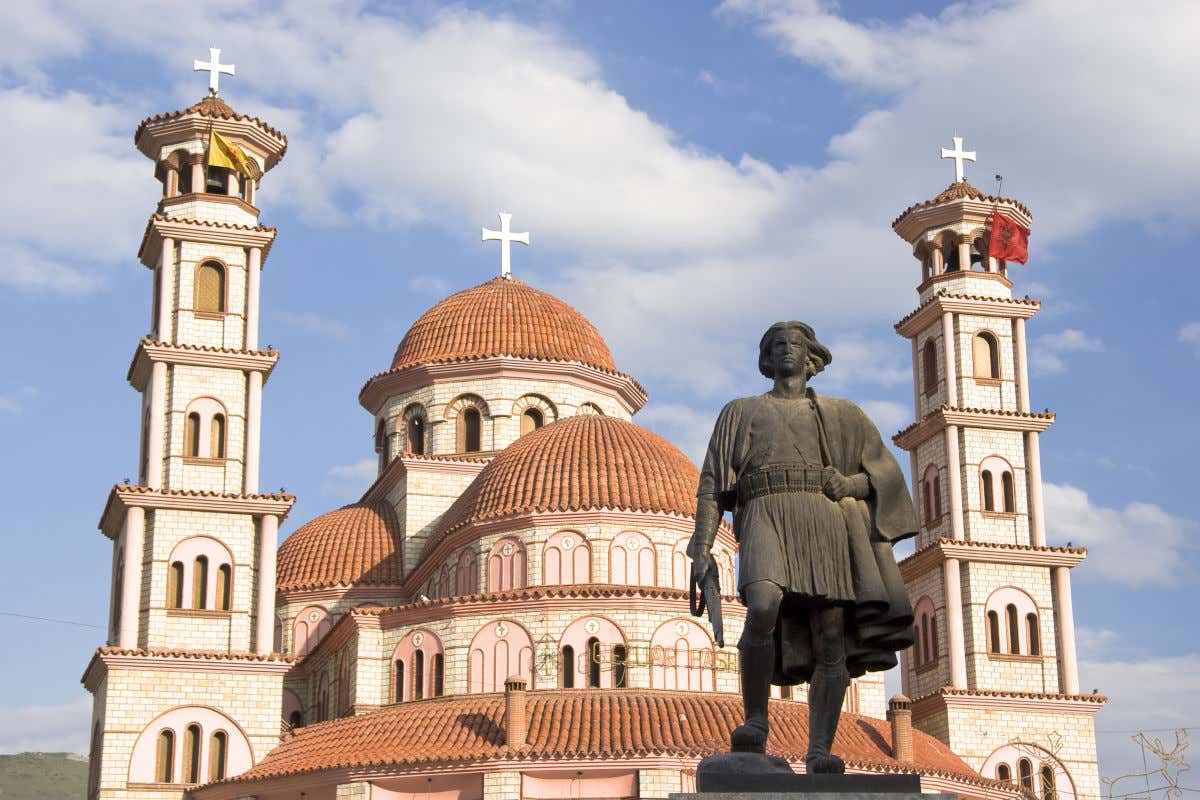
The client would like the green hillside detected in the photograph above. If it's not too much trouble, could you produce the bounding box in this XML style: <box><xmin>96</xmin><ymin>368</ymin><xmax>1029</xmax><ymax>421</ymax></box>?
<box><xmin>0</xmin><ymin>753</ymin><xmax>88</xmax><ymax>800</ymax></box>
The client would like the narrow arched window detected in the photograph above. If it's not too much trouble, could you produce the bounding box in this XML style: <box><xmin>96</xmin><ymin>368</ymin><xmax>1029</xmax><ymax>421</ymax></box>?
<box><xmin>1019</xmin><ymin>759</ymin><xmax>1034</xmax><ymax>790</ymax></box>
<box><xmin>922</xmin><ymin>481</ymin><xmax>932</xmax><ymax>523</ymax></box>
<box><xmin>1041</xmin><ymin>765</ymin><xmax>1056</xmax><ymax>800</ymax></box>
<box><xmin>987</xmin><ymin>610</ymin><xmax>1001</xmax><ymax>653</ymax></box>
<box><xmin>155</xmin><ymin>728</ymin><xmax>175</xmax><ymax>783</ymax></box>
<box><xmin>192</xmin><ymin>556</ymin><xmax>209</xmax><ymax>609</ymax></box>
<box><xmin>208</xmin><ymin>731</ymin><xmax>228</xmax><ymax>782</ymax></box>
<box><xmin>982</xmin><ymin>471</ymin><xmax>995</xmax><ymax>511</ymax></box>
<box><xmin>520</xmin><ymin>407</ymin><xmax>543</xmax><ymax>436</ymax></box>
<box><xmin>184</xmin><ymin>412</ymin><xmax>201</xmax><ymax>458</ymax></box>
<box><xmin>1002</xmin><ymin>471</ymin><xmax>1015</xmax><ymax>513</ymax></box>
<box><xmin>210</xmin><ymin>414</ymin><xmax>226</xmax><ymax>459</ymax></box>
<box><xmin>182</xmin><ymin>724</ymin><xmax>201</xmax><ymax>784</ymax></box>
<box><xmin>216</xmin><ymin>564</ymin><xmax>231</xmax><ymax>611</ymax></box>
<box><xmin>407</xmin><ymin>416</ymin><xmax>425</xmax><ymax>455</ymax></box>
<box><xmin>1027</xmin><ymin>613</ymin><xmax>1040</xmax><ymax>655</ymax></box>
<box><xmin>921</xmin><ymin>614</ymin><xmax>932</xmax><ymax>664</ymax></box>
<box><xmin>433</xmin><ymin>653</ymin><xmax>444</xmax><ymax>697</ymax></box>
<box><xmin>613</xmin><ymin>644</ymin><xmax>628</xmax><ymax>688</ymax></box>
<box><xmin>997</xmin><ymin>763</ymin><xmax>1012</xmax><ymax>782</ymax></box>
<box><xmin>457</xmin><ymin>407</ymin><xmax>482</xmax><ymax>452</ymax></box>
<box><xmin>912</xmin><ymin>619</ymin><xmax>923</xmax><ymax>666</ymax></box>
<box><xmin>561</xmin><ymin>645</ymin><xmax>575</xmax><ymax>688</ymax></box>
<box><xmin>394</xmin><ymin>660</ymin><xmax>405</xmax><ymax>703</ymax></box>
<box><xmin>973</xmin><ymin>332</ymin><xmax>1000</xmax><ymax>379</ymax></box>
<box><xmin>933</xmin><ymin>476</ymin><xmax>942</xmax><ymax>517</ymax></box>
<box><xmin>587</xmin><ymin>637</ymin><xmax>601</xmax><ymax>688</ymax></box>
<box><xmin>929</xmin><ymin>615</ymin><xmax>938</xmax><ymax>660</ymax></box>
<box><xmin>413</xmin><ymin>650</ymin><xmax>425</xmax><ymax>700</ymax></box>
<box><xmin>167</xmin><ymin>561</ymin><xmax>184</xmax><ymax>609</ymax></box>
<box><xmin>922</xmin><ymin>340</ymin><xmax>938</xmax><ymax>397</ymax></box>
<box><xmin>194</xmin><ymin>262</ymin><xmax>225</xmax><ymax>313</ymax></box>
<box><xmin>1006</xmin><ymin>604</ymin><xmax>1020</xmax><ymax>654</ymax></box>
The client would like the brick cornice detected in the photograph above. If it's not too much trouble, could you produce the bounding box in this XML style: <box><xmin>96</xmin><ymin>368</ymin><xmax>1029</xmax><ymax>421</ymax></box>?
<box><xmin>358</xmin><ymin>356</ymin><xmax>649</xmax><ymax>417</ymax></box>
<box><xmin>99</xmin><ymin>484</ymin><xmax>295</xmax><ymax>539</ymax></box>
<box><xmin>911</xmin><ymin>687</ymin><xmax>1106</xmax><ymax>718</ymax></box>
<box><xmin>894</xmin><ymin>405</ymin><xmax>1055</xmax><ymax>450</ymax></box>
<box><xmin>127</xmin><ymin>338</ymin><xmax>280</xmax><ymax>390</ymax></box>
<box><xmin>137</xmin><ymin>214</ymin><xmax>277</xmax><ymax>268</ymax></box>
<box><xmin>81</xmin><ymin>646</ymin><xmax>294</xmax><ymax>690</ymax></box>
<box><xmin>895</xmin><ymin>292</ymin><xmax>1041</xmax><ymax>338</ymax></box>
<box><xmin>899</xmin><ymin>538</ymin><xmax>1087</xmax><ymax>581</ymax></box>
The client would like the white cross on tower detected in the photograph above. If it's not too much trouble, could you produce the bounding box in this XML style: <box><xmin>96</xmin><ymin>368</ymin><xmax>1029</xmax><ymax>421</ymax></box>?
<box><xmin>481</xmin><ymin>212</ymin><xmax>530</xmax><ymax>278</ymax></box>
<box><xmin>193</xmin><ymin>48</ymin><xmax>236</xmax><ymax>96</ymax></box>
<box><xmin>940</xmin><ymin>135</ymin><xmax>976</xmax><ymax>183</ymax></box>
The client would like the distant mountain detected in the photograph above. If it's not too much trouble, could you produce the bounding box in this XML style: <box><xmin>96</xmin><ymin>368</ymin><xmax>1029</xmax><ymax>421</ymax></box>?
<box><xmin>0</xmin><ymin>752</ymin><xmax>88</xmax><ymax>799</ymax></box>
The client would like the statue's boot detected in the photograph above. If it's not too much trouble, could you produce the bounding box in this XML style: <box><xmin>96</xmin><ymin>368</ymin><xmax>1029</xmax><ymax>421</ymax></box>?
<box><xmin>805</xmin><ymin>663</ymin><xmax>850</xmax><ymax>774</ymax></box>
<box><xmin>730</xmin><ymin>639</ymin><xmax>773</xmax><ymax>753</ymax></box>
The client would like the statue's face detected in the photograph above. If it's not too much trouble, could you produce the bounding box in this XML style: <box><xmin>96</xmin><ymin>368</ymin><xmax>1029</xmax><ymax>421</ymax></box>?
<box><xmin>769</xmin><ymin>328</ymin><xmax>808</xmax><ymax>378</ymax></box>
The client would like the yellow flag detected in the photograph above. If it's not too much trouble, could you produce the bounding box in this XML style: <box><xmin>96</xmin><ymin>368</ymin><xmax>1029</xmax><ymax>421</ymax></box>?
<box><xmin>207</xmin><ymin>131</ymin><xmax>263</xmax><ymax>180</ymax></box>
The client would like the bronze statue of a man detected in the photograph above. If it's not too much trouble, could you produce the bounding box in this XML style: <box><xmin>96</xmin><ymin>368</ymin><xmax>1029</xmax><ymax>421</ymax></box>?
<box><xmin>689</xmin><ymin>321</ymin><xmax>917</xmax><ymax>773</ymax></box>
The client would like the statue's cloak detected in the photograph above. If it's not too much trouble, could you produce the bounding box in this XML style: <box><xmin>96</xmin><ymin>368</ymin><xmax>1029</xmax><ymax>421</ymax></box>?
<box><xmin>698</xmin><ymin>390</ymin><xmax>917</xmax><ymax>682</ymax></box>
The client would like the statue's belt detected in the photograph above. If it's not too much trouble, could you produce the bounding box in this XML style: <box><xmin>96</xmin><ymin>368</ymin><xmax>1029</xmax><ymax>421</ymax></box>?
<box><xmin>736</xmin><ymin>465</ymin><xmax>832</xmax><ymax>504</ymax></box>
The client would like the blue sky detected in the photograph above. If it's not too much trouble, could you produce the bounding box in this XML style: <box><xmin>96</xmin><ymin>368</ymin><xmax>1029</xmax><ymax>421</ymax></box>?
<box><xmin>1</xmin><ymin>0</ymin><xmax>1197</xmax><ymax>784</ymax></box>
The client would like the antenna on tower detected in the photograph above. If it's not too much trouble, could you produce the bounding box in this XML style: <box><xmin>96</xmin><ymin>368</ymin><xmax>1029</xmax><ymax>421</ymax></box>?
<box><xmin>995</xmin><ymin>174</ymin><xmax>1004</xmax><ymax>196</ymax></box>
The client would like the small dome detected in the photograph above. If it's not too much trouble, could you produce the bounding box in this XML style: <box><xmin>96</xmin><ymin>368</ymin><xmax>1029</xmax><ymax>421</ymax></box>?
<box><xmin>433</xmin><ymin>415</ymin><xmax>700</xmax><ymax>539</ymax></box>
<box><xmin>892</xmin><ymin>180</ymin><xmax>1032</xmax><ymax>230</ymax></box>
<box><xmin>277</xmin><ymin>503</ymin><xmax>402</xmax><ymax>591</ymax></box>
<box><xmin>390</xmin><ymin>277</ymin><xmax>616</xmax><ymax>373</ymax></box>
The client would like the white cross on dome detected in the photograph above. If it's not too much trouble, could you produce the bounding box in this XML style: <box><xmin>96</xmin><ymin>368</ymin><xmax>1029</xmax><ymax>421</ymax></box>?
<box><xmin>194</xmin><ymin>48</ymin><xmax>235</xmax><ymax>96</ymax></box>
<box><xmin>940</xmin><ymin>135</ymin><xmax>976</xmax><ymax>183</ymax></box>
<box><xmin>482</xmin><ymin>212</ymin><xmax>530</xmax><ymax>278</ymax></box>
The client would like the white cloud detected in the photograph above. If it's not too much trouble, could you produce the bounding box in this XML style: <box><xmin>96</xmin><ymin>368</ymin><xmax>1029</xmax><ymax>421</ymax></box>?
<box><xmin>275</xmin><ymin>310</ymin><xmax>350</xmax><ymax>340</ymax></box>
<box><xmin>636</xmin><ymin>402</ymin><xmax>720</xmax><ymax>467</ymax></box>
<box><xmin>1031</xmin><ymin>328</ymin><xmax>1104</xmax><ymax>375</ymax></box>
<box><xmin>1044</xmin><ymin>482</ymin><xmax>1194</xmax><ymax>587</ymax></box>
<box><xmin>1179</xmin><ymin>322</ymin><xmax>1200</xmax><ymax>357</ymax></box>
<box><xmin>859</xmin><ymin>400</ymin><xmax>910</xmax><ymax>438</ymax></box>
<box><xmin>321</xmin><ymin>457</ymin><xmax>377</xmax><ymax>501</ymax></box>
<box><xmin>0</xmin><ymin>695</ymin><xmax>90</xmax><ymax>754</ymax></box>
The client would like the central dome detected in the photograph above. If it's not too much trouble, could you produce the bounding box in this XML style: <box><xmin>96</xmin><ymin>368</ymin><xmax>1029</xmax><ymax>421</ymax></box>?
<box><xmin>391</xmin><ymin>277</ymin><xmax>616</xmax><ymax>372</ymax></box>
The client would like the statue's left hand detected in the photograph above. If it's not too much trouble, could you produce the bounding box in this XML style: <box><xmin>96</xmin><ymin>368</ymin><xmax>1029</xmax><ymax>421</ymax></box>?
<box><xmin>822</xmin><ymin>469</ymin><xmax>853</xmax><ymax>501</ymax></box>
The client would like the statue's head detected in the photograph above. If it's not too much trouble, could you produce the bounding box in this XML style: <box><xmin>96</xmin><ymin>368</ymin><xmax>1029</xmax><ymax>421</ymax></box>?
<box><xmin>758</xmin><ymin>321</ymin><xmax>832</xmax><ymax>380</ymax></box>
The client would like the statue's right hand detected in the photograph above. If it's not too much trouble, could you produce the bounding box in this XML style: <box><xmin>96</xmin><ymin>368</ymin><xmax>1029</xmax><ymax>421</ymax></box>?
<box><xmin>690</xmin><ymin>552</ymin><xmax>712</xmax><ymax>585</ymax></box>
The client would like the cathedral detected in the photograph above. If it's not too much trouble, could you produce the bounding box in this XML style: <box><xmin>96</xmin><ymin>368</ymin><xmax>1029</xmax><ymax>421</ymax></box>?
<box><xmin>81</xmin><ymin>63</ymin><xmax>1105</xmax><ymax>800</ymax></box>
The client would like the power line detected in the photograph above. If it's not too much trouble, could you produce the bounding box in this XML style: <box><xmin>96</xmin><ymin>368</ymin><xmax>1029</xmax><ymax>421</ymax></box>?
<box><xmin>0</xmin><ymin>611</ymin><xmax>105</xmax><ymax>630</ymax></box>
<box><xmin>1098</xmin><ymin>727</ymin><xmax>1198</xmax><ymax>734</ymax></box>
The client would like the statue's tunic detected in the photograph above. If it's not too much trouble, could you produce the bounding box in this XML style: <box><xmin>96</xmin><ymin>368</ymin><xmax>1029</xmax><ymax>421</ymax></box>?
<box><xmin>697</xmin><ymin>390</ymin><xmax>918</xmax><ymax>681</ymax></box>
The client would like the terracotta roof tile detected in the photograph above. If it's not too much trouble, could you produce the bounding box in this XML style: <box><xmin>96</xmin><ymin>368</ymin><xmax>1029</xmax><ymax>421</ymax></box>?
<box><xmin>893</xmin><ymin>405</ymin><xmax>1055</xmax><ymax>440</ymax></box>
<box><xmin>277</xmin><ymin>503</ymin><xmax>404</xmax><ymax>591</ymax></box>
<box><xmin>918</xmin><ymin>687</ymin><xmax>1108</xmax><ymax>703</ymax></box>
<box><xmin>216</xmin><ymin>689</ymin><xmax>978</xmax><ymax>787</ymax></box>
<box><xmin>113</xmin><ymin>483</ymin><xmax>295</xmax><ymax>501</ymax></box>
<box><xmin>892</xmin><ymin>181</ymin><xmax>1032</xmax><ymax>228</ymax></box>
<box><xmin>389</xmin><ymin>277</ymin><xmax>617</xmax><ymax>373</ymax></box>
<box><xmin>136</xmin><ymin>337</ymin><xmax>278</xmax><ymax>358</ymax></box>
<box><xmin>893</xmin><ymin>292</ymin><xmax>1040</xmax><ymax>331</ymax></box>
<box><xmin>426</xmin><ymin>416</ymin><xmax>700</xmax><ymax>552</ymax></box>
<box><xmin>135</xmin><ymin>95</ymin><xmax>288</xmax><ymax>149</ymax></box>
<box><xmin>95</xmin><ymin>646</ymin><xmax>296</xmax><ymax>663</ymax></box>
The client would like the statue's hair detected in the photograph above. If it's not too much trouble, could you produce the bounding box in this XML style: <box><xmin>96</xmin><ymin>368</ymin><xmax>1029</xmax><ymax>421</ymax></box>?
<box><xmin>758</xmin><ymin>321</ymin><xmax>833</xmax><ymax>380</ymax></box>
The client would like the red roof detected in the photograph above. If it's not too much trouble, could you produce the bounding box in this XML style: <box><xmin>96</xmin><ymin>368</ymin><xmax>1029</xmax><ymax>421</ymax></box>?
<box><xmin>277</xmin><ymin>503</ymin><xmax>403</xmax><ymax>591</ymax></box>
<box><xmin>135</xmin><ymin>95</ymin><xmax>288</xmax><ymax>149</ymax></box>
<box><xmin>215</xmin><ymin>689</ymin><xmax>978</xmax><ymax>787</ymax></box>
<box><xmin>390</xmin><ymin>277</ymin><xmax>616</xmax><ymax>373</ymax></box>
<box><xmin>892</xmin><ymin>181</ymin><xmax>1032</xmax><ymax>228</ymax></box>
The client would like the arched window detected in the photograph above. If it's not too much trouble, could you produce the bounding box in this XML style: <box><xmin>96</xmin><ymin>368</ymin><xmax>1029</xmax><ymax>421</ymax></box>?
<box><xmin>1006</xmin><ymin>604</ymin><xmax>1020</xmax><ymax>655</ymax></box>
<box><xmin>981</xmin><ymin>456</ymin><xmax>1016</xmax><ymax>514</ymax></box>
<box><xmin>561</xmin><ymin>645</ymin><xmax>575</xmax><ymax>688</ymax></box>
<box><xmin>973</xmin><ymin>332</ymin><xmax>1001</xmax><ymax>379</ymax></box>
<box><xmin>288</xmin><ymin>710</ymin><xmax>303</xmax><ymax>728</ymax></box>
<box><xmin>997</xmin><ymin>763</ymin><xmax>1012</xmax><ymax>782</ymax></box>
<box><xmin>1019</xmin><ymin>759</ymin><xmax>1034</xmax><ymax>790</ymax></box>
<box><xmin>921</xmin><ymin>613</ymin><xmax>932</xmax><ymax>664</ymax></box>
<box><xmin>205</xmin><ymin>165</ymin><xmax>230</xmax><ymax>194</ymax></box>
<box><xmin>167</xmin><ymin>561</ymin><xmax>184</xmax><ymax>609</ymax></box>
<box><xmin>184</xmin><ymin>412</ymin><xmax>201</xmax><ymax>458</ymax></box>
<box><xmin>459</xmin><ymin>407</ymin><xmax>482</xmax><ymax>452</ymax></box>
<box><xmin>610</xmin><ymin>531</ymin><xmax>656</xmax><ymax>586</ymax></box>
<box><xmin>921</xmin><ymin>465</ymin><xmax>941</xmax><ymax>526</ymax></box>
<box><xmin>612</xmin><ymin>644</ymin><xmax>628</xmax><ymax>688</ymax></box>
<box><xmin>216</xmin><ymin>564</ymin><xmax>231</xmax><ymax>611</ymax></box>
<box><xmin>407</xmin><ymin>415</ymin><xmax>425</xmax><ymax>455</ymax></box>
<box><xmin>487</xmin><ymin>538</ymin><xmax>527</xmax><ymax>592</ymax></box>
<box><xmin>155</xmin><ymin>729</ymin><xmax>174</xmax><ymax>783</ymax></box>
<box><xmin>587</xmin><ymin>637</ymin><xmax>601</xmax><ymax>688</ymax></box>
<box><xmin>987</xmin><ymin>610</ymin><xmax>1001</xmax><ymax>653</ymax></box>
<box><xmin>192</xmin><ymin>556</ymin><xmax>209</xmax><ymax>609</ymax></box>
<box><xmin>413</xmin><ymin>650</ymin><xmax>425</xmax><ymax>700</ymax></box>
<box><xmin>433</xmin><ymin>653</ymin><xmax>444</xmax><ymax>697</ymax></box>
<box><xmin>1041</xmin><ymin>764</ymin><xmax>1056</xmax><ymax>800</ymax></box>
<box><xmin>577</xmin><ymin>402</ymin><xmax>603</xmax><ymax>416</ymax></box>
<box><xmin>194</xmin><ymin>262</ymin><xmax>226</xmax><ymax>313</ymax></box>
<box><xmin>210</xmin><ymin>414</ymin><xmax>226</xmax><ymax>459</ymax></box>
<box><xmin>1027</xmin><ymin>613</ymin><xmax>1041</xmax><ymax>656</ymax></box>
<box><xmin>933</xmin><ymin>475</ymin><xmax>942</xmax><ymax>517</ymax></box>
<box><xmin>520</xmin><ymin>407</ymin><xmax>543</xmax><ymax>436</ymax></box>
<box><xmin>930</xmin><ymin>615</ymin><xmax>939</xmax><ymax>662</ymax></box>
<box><xmin>182</xmin><ymin>724</ymin><xmax>201</xmax><ymax>784</ymax></box>
<box><xmin>208</xmin><ymin>731</ymin><xmax>228</xmax><ymax>782</ymax></box>
<box><xmin>394</xmin><ymin>661</ymin><xmax>405</xmax><ymax>703</ymax></box>
<box><xmin>1002</xmin><ymin>471</ymin><xmax>1016</xmax><ymax>513</ymax></box>
<box><xmin>922</xmin><ymin>339</ymin><xmax>938</xmax><ymax>397</ymax></box>
<box><xmin>544</xmin><ymin>531</ymin><xmax>591</xmax><ymax>585</ymax></box>
<box><xmin>649</xmin><ymin>619</ymin><xmax>715</xmax><ymax>691</ymax></box>
<box><xmin>981</xmin><ymin>471</ymin><xmax>995</xmax><ymax>511</ymax></box>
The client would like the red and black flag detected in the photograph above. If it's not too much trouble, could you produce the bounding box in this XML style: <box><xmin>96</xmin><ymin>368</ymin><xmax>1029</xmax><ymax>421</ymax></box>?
<box><xmin>988</xmin><ymin>211</ymin><xmax>1029</xmax><ymax>264</ymax></box>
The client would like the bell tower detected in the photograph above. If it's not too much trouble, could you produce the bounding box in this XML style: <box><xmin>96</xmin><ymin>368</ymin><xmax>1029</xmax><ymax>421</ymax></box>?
<box><xmin>82</xmin><ymin>51</ymin><xmax>295</xmax><ymax>798</ymax></box>
<box><xmin>891</xmin><ymin>138</ymin><xmax>1104</xmax><ymax>800</ymax></box>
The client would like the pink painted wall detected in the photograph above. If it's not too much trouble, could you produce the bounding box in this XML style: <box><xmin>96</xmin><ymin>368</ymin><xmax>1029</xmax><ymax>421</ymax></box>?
<box><xmin>167</xmin><ymin>536</ymin><xmax>233</xmax><ymax>610</ymax></box>
<box><xmin>650</xmin><ymin>618</ymin><xmax>716</xmax><ymax>691</ymax></box>
<box><xmin>559</xmin><ymin>616</ymin><xmax>627</xmax><ymax>688</ymax></box>
<box><xmin>468</xmin><ymin>619</ymin><xmax>535</xmax><ymax>692</ymax></box>
<box><xmin>522</xmin><ymin>768</ymin><xmax>637</xmax><ymax>799</ymax></box>
<box><xmin>487</xmin><ymin>537</ymin><xmax>527</xmax><ymax>592</ymax></box>
<box><xmin>372</xmin><ymin>773</ymin><xmax>483</xmax><ymax>800</ymax></box>
<box><xmin>610</xmin><ymin>531</ymin><xmax>655</xmax><ymax>586</ymax></box>
<box><xmin>544</xmin><ymin>530</ymin><xmax>591</xmax><ymax>585</ymax></box>
<box><xmin>456</xmin><ymin>549</ymin><xmax>478</xmax><ymax>595</ymax></box>
<box><xmin>292</xmin><ymin>605</ymin><xmax>332</xmax><ymax>656</ymax></box>
<box><xmin>392</xmin><ymin>628</ymin><xmax>445</xmax><ymax>701</ymax></box>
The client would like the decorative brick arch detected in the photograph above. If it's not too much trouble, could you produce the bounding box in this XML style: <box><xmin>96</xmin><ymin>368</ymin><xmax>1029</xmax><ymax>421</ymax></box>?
<box><xmin>401</xmin><ymin>403</ymin><xmax>428</xmax><ymax>455</ymax></box>
<box><xmin>559</xmin><ymin>616</ymin><xmax>628</xmax><ymax>689</ymax></box>
<box><xmin>487</xmin><ymin>536</ymin><xmax>527</xmax><ymax>592</ymax></box>
<box><xmin>392</xmin><ymin>628</ymin><xmax>445</xmax><ymax>701</ymax></box>
<box><xmin>610</xmin><ymin>530</ymin><xmax>656</xmax><ymax>586</ymax></box>
<box><xmin>292</xmin><ymin>605</ymin><xmax>332</xmax><ymax>656</ymax></box>
<box><xmin>544</xmin><ymin>530</ymin><xmax>591</xmax><ymax>585</ymax></box>
<box><xmin>468</xmin><ymin>619</ymin><xmax>534</xmax><ymax>693</ymax></box>
<box><xmin>649</xmin><ymin>618</ymin><xmax>716</xmax><ymax>691</ymax></box>
<box><xmin>127</xmin><ymin>705</ymin><xmax>252</xmax><ymax>785</ymax></box>
<box><xmin>512</xmin><ymin>394</ymin><xmax>558</xmax><ymax>435</ymax></box>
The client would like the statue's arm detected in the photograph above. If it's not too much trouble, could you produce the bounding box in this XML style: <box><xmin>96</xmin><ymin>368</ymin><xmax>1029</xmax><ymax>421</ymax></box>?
<box><xmin>687</xmin><ymin>495</ymin><xmax>722</xmax><ymax>560</ymax></box>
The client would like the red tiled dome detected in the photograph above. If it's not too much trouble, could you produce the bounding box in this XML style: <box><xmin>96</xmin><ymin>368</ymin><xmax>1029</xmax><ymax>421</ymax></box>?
<box><xmin>390</xmin><ymin>277</ymin><xmax>616</xmax><ymax>372</ymax></box>
<box><xmin>277</xmin><ymin>503</ymin><xmax>403</xmax><ymax>591</ymax></box>
<box><xmin>434</xmin><ymin>415</ymin><xmax>700</xmax><ymax>539</ymax></box>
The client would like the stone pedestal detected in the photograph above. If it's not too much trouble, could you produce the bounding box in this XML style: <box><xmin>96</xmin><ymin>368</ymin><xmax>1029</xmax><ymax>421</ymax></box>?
<box><xmin>674</xmin><ymin>752</ymin><xmax>936</xmax><ymax>797</ymax></box>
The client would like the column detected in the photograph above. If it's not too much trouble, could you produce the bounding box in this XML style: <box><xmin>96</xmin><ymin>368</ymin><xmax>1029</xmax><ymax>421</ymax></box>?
<box><xmin>244</xmin><ymin>370</ymin><xmax>263</xmax><ymax>494</ymax></box>
<box><xmin>118</xmin><ymin>506</ymin><xmax>145</xmax><ymax>649</ymax></box>
<box><xmin>227</xmin><ymin>171</ymin><xmax>239</xmax><ymax>197</ymax></box>
<box><xmin>146</xmin><ymin>361</ymin><xmax>167</xmax><ymax>490</ymax></box>
<box><xmin>1014</xmin><ymin>318</ymin><xmax>1031</xmax><ymax>412</ymax></box>
<box><xmin>245</xmin><ymin>247</ymin><xmax>262</xmax><ymax>350</ymax></box>
<box><xmin>1053</xmin><ymin>566</ymin><xmax>1080</xmax><ymax>694</ymax></box>
<box><xmin>1027</xmin><ymin>431</ymin><xmax>1046</xmax><ymax>547</ymax></box>
<box><xmin>941</xmin><ymin>311</ymin><xmax>958</xmax><ymax>406</ymax></box>
<box><xmin>255</xmin><ymin>514</ymin><xmax>278</xmax><ymax>654</ymax></box>
<box><xmin>190</xmin><ymin>162</ymin><xmax>204</xmax><ymax>194</ymax></box>
<box><xmin>944</xmin><ymin>424</ymin><xmax>965</xmax><ymax>540</ymax></box>
<box><xmin>958</xmin><ymin>240</ymin><xmax>972</xmax><ymax>273</ymax></box>
<box><xmin>157</xmin><ymin>237</ymin><xmax>174</xmax><ymax>341</ymax></box>
<box><xmin>245</xmin><ymin>177</ymin><xmax>256</xmax><ymax>206</ymax></box>
<box><xmin>943</xmin><ymin>557</ymin><xmax>967</xmax><ymax>689</ymax></box>
<box><xmin>931</xmin><ymin>248</ymin><xmax>944</xmax><ymax>276</ymax></box>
